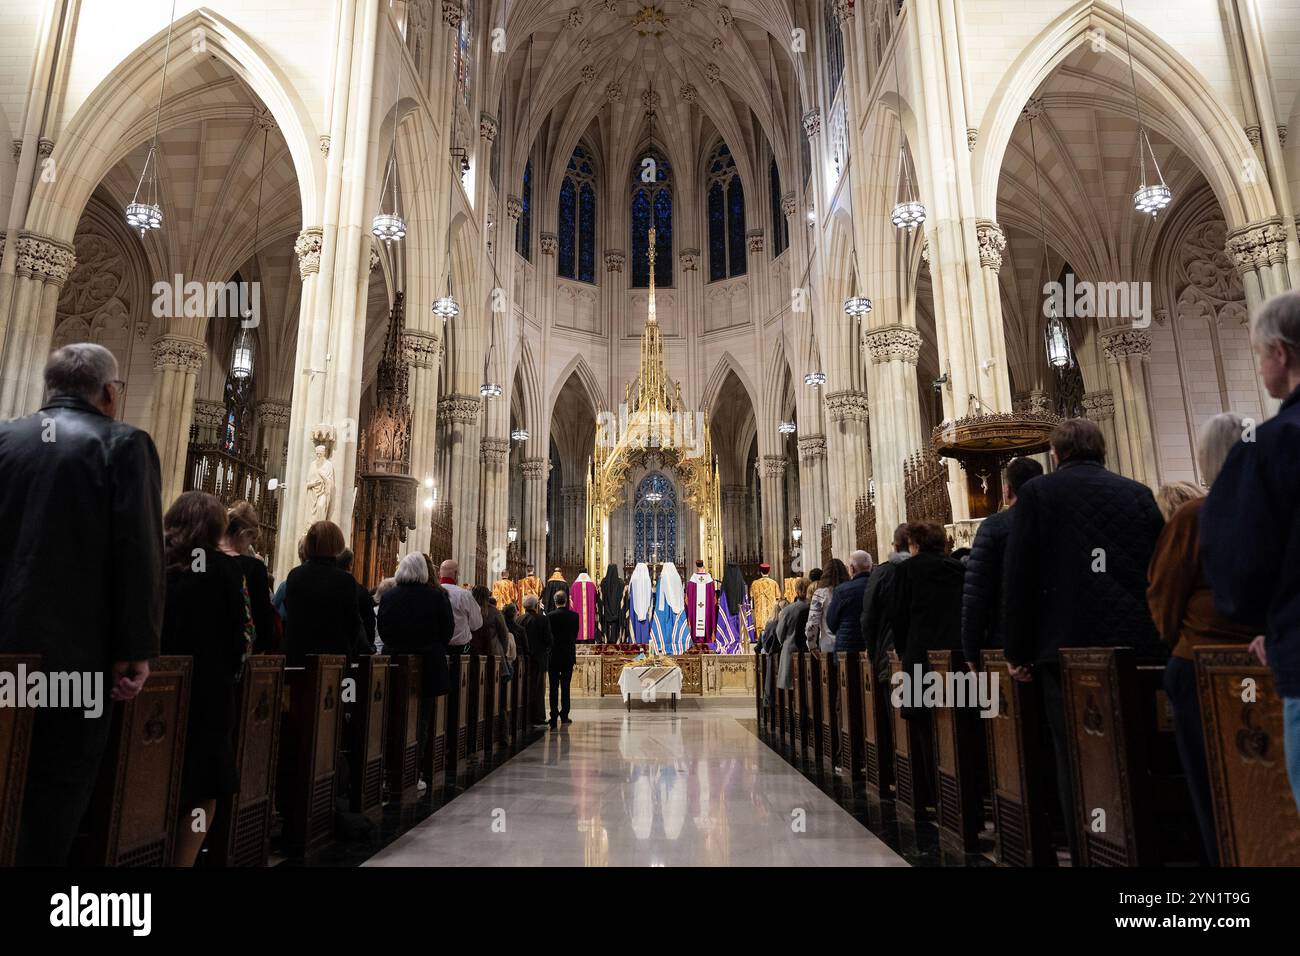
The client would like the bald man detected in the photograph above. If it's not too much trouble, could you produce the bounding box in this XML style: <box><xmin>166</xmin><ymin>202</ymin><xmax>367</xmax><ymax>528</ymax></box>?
<box><xmin>826</xmin><ymin>550</ymin><xmax>874</xmax><ymax>653</ymax></box>
<box><xmin>439</xmin><ymin>559</ymin><xmax>482</xmax><ymax>656</ymax></box>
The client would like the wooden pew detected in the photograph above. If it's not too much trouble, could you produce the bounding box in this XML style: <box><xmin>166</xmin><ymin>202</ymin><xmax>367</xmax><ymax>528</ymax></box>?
<box><xmin>347</xmin><ymin>656</ymin><xmax>389</xmax><ymax>823</ymax></box>
<box><xmin>427</xmin><ymin>693</ymin><xmax>448</xmax><ymax>792</ymax></box>
<box><xmin>980</xmin><ymin>649</ymin><xmax>1055</xmax><ymax>866</ymax></box>
<box><xmin>860</xmin><ymin>651</ymin><xmax>895</xmax><ymax>799</ymax></box>
<box><xmin>1060</xmin><ymin>647</ymin><xmax>1195</xmax><ymax>866</ymax></box>
<box><xmin>1195</xmin><ymin>644</ymin><xmax>1300</xmax><ymax>865</ymax></box>
<box><xmin>209</xmin><ymin>655</ymin><xmax>285</xmax><ymax>866</ymax></box>
<box><xmin>836</xmin><ymin>653</ymin><xmax>864</xmax><ymax>779</ymax></box>
<box><xmin>385</xmin><ymin>655</ymin><xmax>423</xmax><ymax>804</ymax></box>
<box><xmin>776</xmin><ymin>678</ymin><xmax>790</xmax><ymax>754</ymax></box>
<box><xmin>445</xmin><ymin>656</ymin><xmax>470</xmax><ymax>788</ymax></box>
<box><xmin>481</xmin><ymin>655</ymin><xmax>499</xmax><ymax>763</ymax></box>
<box><xmin>790</xmin><ymin>652</ymin><xmax>806</xmax><ymax>764</ymax></box>
<box><xmin>818</xmin><ymin>652</ymin><xmax>840</xmax><ymax>774</ymax></box>
<box><xmin>465</xmin><ymin>654</ymin><xmax>487</xmax><ymax>771</ymax></box>
<box><xmin>278</xmin><ymin>654</ymin><xmax>346</xmax><ymax>857</ymax></box>
<box><xmin>755</xmin><ymin>652</ymin><xmax>765</xmax><ymax>740</ymax></box>
<box><xmin>80</xmin><ymin>655</ymin><xmax>193</xmax><ymax>866</ymax></box>
<box><xmin>928</xmin><ymin>650</ymin><xmax>987</xmax><ymax>853</ymax></box>
<box><xmin>888</xmin><ymin>653</ymin><xmax>928</xmax><ymax>820</ymax></box>
<box><xmin>0</xmin><ymin>655</ymin><xmax>40</xmax><ymax>866</ymax></box>
<box><xmin>501</xmin><ymin>661</ymin><xmax>516</xmax><ymax>755</ymax></box>
<box><xmin>803</xmin><ymin>653</ymin><xmax>824</xmax><ymax>771</ymax></box>
<box><xmin>512</xmin><ymin>657</ymin><xmax>527</xmax><ymax>750</ymax></box>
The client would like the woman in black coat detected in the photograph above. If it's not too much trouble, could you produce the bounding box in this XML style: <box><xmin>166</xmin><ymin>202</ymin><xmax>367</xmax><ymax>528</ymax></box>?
<box><xmin>220</xmin><ymin>499</ymin><xmax>277</xmax><ymax>652</ymax></box>
<box><xmin>160</xmin><ymin>491</ymin><xmax>250</xmax><ymax>866</ymax></box>
<box><xmin>283</xmin><ymin>521</ymin><xmax>368</xmax><ymax>664</ymax></box>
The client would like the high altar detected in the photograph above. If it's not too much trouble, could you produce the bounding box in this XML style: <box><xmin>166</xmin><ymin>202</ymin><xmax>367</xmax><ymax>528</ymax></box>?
<box><xmin>583</xmin><ymin>225</ymin><xmax>724</xmax><ymax>579</ymax></box>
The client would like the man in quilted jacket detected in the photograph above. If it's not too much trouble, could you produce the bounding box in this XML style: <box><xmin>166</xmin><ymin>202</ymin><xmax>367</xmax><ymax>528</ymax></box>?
<box><xmin>1201</xmin><ymin>289</ymin><xmax>1300</xmax><ymax>815</ymax></box>
<box><xmin>1002</xmin><ymin>417</ymin><xmax>1164</xmax><ymax>864</ymax></box>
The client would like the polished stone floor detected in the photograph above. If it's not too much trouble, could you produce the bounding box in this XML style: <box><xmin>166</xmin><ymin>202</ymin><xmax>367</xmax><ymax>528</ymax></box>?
<box><xmin>364</xmin><ymin>702</ymin><xmax>907</xmax><ymax>867</ymax></box>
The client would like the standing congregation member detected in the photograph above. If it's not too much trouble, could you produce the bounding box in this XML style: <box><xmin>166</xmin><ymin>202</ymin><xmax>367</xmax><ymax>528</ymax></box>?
<box><xmin>470</xmin><ymin>585</ymin><xmax>511</xmax><ymax>661</ymax></box>
<box><xmin>861</xmin><ymin>524</ymin><xmax>910</xmax><ymax>684</ymax></box>
<box><xmin>546</xmin><ymin>591</ymin><xmax>580</xmax><ymax>728</ymax></box>
<box><xmin>337</xmin><ymin>548</ymin><xmax>377</xmax><ymax>651</ymax></box>
<box><xmin>1201</xmin><ymin>289</ymin><xmax>1300</xmax><ymax>815</ymax></box>
<box><xmin>284</xmin><ymin>521</ymin><xmax>368</xmax><ymax>663</ymax></box>
<box><xmin>1001</xmin><ymin>418</ymin><xmax>1164</xmax><ymax>864</ymax></box>
<box><xmin>522</xmin><ymin>595</ymin><xmax>552</xmax><ymax>726</ymax></box>
<box><xmin>1147</xmin><ymin>413</ymin><xmax>1255</xmax><ymax>864</ymax></box>
<box><xmin>960</xmin><ymin>457</ymin><xmax>1043</xmax><ymax>668</ymax></box>
<box><xmin>806</xmin><ymin>559</ymin><xmax>848</xmax><ymax>653</ymax></box>
<box><xmin>0</xmin><ymin>344</ymin><xmax>161</xmax><ymax>865</ymax></box>
<box><xmin>160</xmin><ymin>491</ymin><xmax>249</xmax><ymax>866</ymax></box>
<box><xmin>827</xmin><ymin>550</ymin><xmax>873</xmax><ymax>653</ymax></box>
<box><xmin>220</xmin><ymin>500</ymin><xmax>277</xmax><ymax>653</ymax></box>
<box><xmin>599</xmin><ymin>564</ymin><xmax>624</xmax><ymax>643</ymax></box>
<box><xmin>439</xmin><ymin>558</ymin><xmax>482</xmax><ymax>657</ymax></box>
<box><xmin>775</xmin><ymin>578</ymin><xmax>812</xmax><ymax>692</ymax></box>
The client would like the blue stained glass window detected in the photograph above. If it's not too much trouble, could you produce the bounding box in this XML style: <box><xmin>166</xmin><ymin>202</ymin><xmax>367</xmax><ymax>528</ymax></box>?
<box><xmin>558</xmin><ymin>178</ymin><xmax>576</xmax><ymax>278</ymax></box>
<box><xmin>517</xmin><ymin>160</ymin><xmax>532</xmax><ymax>260</ymax></box>
<box><xmin>578</xmin><ymin>183</ymin><xmax>595</xmax><ymax>282</ymax></box>
<box><xmin>728</xmin><ymin>179</ymin><xmax>747</xmax><ymax>277</ymax></box>
<box><xmin>769</xmin><ymin>158</ymin><xmax>787</xmax><ymax>256</ymax></box>
<box><xmin>708</xmin><ymin>183</ymin><xmax>725</xmax><ymax>281</ymax></box>
<box><xmin>559</xmin><ymin>144</ymin><xmax>597</xmax><ymax>282</ymax></box>
<box><xmin>630</xmin><ymin>150</ymin><xmax>672</xmax><ymax>288</ymax></box>
<box><xmin>705</xmin><ymin>141</ymin><xmax>746</xmax><ymax>280</ymax></box>
<box><xmin>634</xmin><ymin>473</ymin><xmax>677</xmax><ymax>564</ymax></box>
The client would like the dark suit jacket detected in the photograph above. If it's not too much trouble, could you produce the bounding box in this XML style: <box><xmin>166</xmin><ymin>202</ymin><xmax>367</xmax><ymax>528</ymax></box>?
<box><xmin>523</xmin><ymin>611</ymin><xmax>552</xmax><ymax>669</ymax></box>
<box><xmin>960</xmin><ymin>507</ymin><xmax>1014</xmax><ymax>666</ymax></box>
<box><xmin>284</xmin><ymin>558</ymin><xmax>368</xmax><ymax>664</ymax></box>
<box><xmin>891</xmin><ymin>550</ymin><xmax>965</xmax><ymax>676</ymax></box>
<box><xmin>378</xmin><ymin>582</ymin><xmax>455</xmax><ymax>696</ymax></box>
<box><xmin>236</xmin><ymin>553</ymin><xmax>278</xmax><ymax>654</ymax></box>
<box><xmin>0</xmin><ymin>396</ymin><xmax>162</xmax><ymax>671</ymax></box>
<box><xmin>826</xmin><ymin>573</ymin><xmax>871</xmax><ymax>652</ymax></box>
<box><xmin>546</xmin><ymin>607</ymin><xmax>580</xmax><ymax>669</ymax></box>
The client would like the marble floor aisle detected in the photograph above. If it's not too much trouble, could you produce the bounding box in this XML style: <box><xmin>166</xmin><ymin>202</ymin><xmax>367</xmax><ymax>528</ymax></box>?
<box><xmin>364</xmin><ymin>703</ymin><xmax>907</xmax><ymax>867</ymax></box>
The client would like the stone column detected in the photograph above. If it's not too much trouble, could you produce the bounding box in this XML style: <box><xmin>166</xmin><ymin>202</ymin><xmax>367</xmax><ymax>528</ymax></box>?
<box><xmin>863</xmin><ymin>324</ymin><xmax>922</xmax><ymax>557</ymax></box>
<box><xmin>1226</xmin><ymin>219</ymin><xmax>1289</xmax><ymax>416</ymax></box>
<box><xmin>440</xmin><ymin>392</ymin><xmax>483</xmax><ymax>571</ymax></box>
<box><xmin>975</xmin><ymin>219</ymin><xmax>1012</xmax><ymax>401</ymax></box>
<box><xmin>797</xmin><ymin>433</ymin><xmax>829</xmax><ymax>567</ymax></box>
<box><xmin>480</xmin><ymin>435</ymin><xmax>510</xmax><ymax>576</ymax></box>
<box><xmin>402</xmin><ymin>328</ymin><xmax>443</xmax><ymax>552</ymax></box>
<box><xmin>0</xmin><ymin>234</ymin><xmax>76</xmax><ymax>417</ymax></box>
<box><xmin>192</xmin><ymin>400</ymin><xmax>225</xmax><ymax>446</ymax></box>
<box><xmin>1100</xmin><ymin>328</ymin><xmax>1158</xmax><ymax>487</ymax></box>
<box><xmin>1081</xmin><ymin>389</ymin><xmax>1118</xmax><ymax>472</ymax></box>
<box><xmin>256</xmin><ymin>398</ymin><xmax>293</xmax><ymax>474</ymax></box>
<box><xmin>149</xmin><ymin>334</ymin><xmax>208</xmax><ymax>506</ymax></box>
<box><xmin>759</xmin><ymin>454</ymin><xmax>788</xmax><ymax>581</ymax></box>
<box><xmin>522</xmin><ymin>456</ymin><xmax>549</xmax><ymax>572</ymax></box>
<box><xmin>825</xmin><ymin>389</ymin><xmax>870</xmax><ymax>555</ymax></box>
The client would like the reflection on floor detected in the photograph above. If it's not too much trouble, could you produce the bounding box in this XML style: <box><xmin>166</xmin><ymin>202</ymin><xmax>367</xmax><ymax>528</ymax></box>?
<box><xmin>363</xmin><ymin>702</ymin><xmax>907</xmax><ymax>867</ymax></box>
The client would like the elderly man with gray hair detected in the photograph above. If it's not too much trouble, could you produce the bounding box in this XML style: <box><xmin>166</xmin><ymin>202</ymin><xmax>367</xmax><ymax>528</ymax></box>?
<box><xmin>1202</xmin><ymin>289</ymin><xmax>1300</xmax><ymax>815</ymax></box>
<box><xmin>0</xmin><ymin>343</ymin><xmax>163</xmax><ymax>864</ymax></box>
<box><xmin>521</xmin><ymin>593</ymin><xmax>552</xmax><ymax>727</ymax></box>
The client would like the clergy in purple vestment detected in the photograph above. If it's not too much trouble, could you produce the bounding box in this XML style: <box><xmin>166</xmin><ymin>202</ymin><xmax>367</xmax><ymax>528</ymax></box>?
<box><xmin>571</xmin><ymin>570</ymin><xmax>598</xmax><ymax>642</ymax></box>
<box><xmin>684</xmin><ymin>559</ymin><xmax>718</xmax><ymax>645</ymax></box>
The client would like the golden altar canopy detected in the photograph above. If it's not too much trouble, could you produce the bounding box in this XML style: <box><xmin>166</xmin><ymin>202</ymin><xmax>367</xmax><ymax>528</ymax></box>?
<box><xmin>585</xmin><ymin>225</ymin><xmax>723</xmax><ymax>577</ymax></box>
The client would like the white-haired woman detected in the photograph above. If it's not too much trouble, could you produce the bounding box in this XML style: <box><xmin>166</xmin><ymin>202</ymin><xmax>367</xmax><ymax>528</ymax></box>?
<box><xmin>1147</xmin><ymin>412</ymin><xmax>1256</xmax><ymax>865</ymax></box>
<box><xmin>379</xmin><ymin>553</ymin><xmax>456</xmax><ymax>770</ymax></box>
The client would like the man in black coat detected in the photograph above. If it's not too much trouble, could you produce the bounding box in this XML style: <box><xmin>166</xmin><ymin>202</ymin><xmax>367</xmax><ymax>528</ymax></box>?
<box><xmin>546</xmin><ymin>591</ymin><xmax>581</xmax><ymax>728</ymax></box>
<box><xmin>0</xmin><ymin>344</ymin><xmax>162</xmax><ymax>864</ymax></box>
<box><xmin>861</xmin><ymin>523</ymin><xmax>910</xmax><ymax>683</ymax></box>
<box><xmin>1001</xmin><ymin>417</ymin><xmax>1164</xmax><ymax>864</ymax></box>
<box><xmin>522</xmin><ymin>595</ymin><xmax>552</xmax><ymax>725</ymax></box>
<box><xmin>960</xmin><ymin>456</ymin><xmax>1043</xmax><ymax>667</ymax></box>
<box><xmin>337</xmin><ymin>548</ymin><xmax>377</xmax><ymax>651</ymax></box>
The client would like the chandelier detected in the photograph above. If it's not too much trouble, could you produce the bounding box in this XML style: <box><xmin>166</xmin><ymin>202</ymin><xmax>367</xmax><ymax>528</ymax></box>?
<box><xmin>507</xmin><ymin>520</ymin><xmax>518</xmax><ymax>544</ymax></box>
<box><xmin>791</xmin><ymin>517</ymin><xmax>802</xmax><ymax>543</ymax></box>
<box><xmin>230</xmin><ymin>326</ymin><xmax>256</xmax><ymax>379</ymax></box>
<box><xmin>804</xmin><ymin>370</ymin><xmax>826</xmax><ymax>388</ymax></box>
<box><xmin>127</xmin><ymin>1</ymin><xmax>178</xmax><ymax>236</ymax></box>
<box><xmin>1120</xmin><ymin>0</ymin><xmax>1172</xmax><ymax>218</ymax></box>
<box><xmin>372</xmin><ymin>56</ymin><xmax>406</xmax><ymax>244</ymax></box>
<box><xmin>432</xmin><ymin>278</ymin><xmax>459</xmax><ymax>320</ymax></box>
<box><xmin>889</xmin><ymin>47</ymin><xmax>926</xmax><ymax>232</ymax></box>
<box><xmin>1044</xmin><ymin>300</ymin><xmax>1074</xmax><ymax>370</ymax></box>
<box><xmin>843</xmin><ymin>296</ymin><xmax>872</xmax><ymax>319</ymax></box>
<box><xmin>511</xmin><ymin>427</ymin><xmax>529</xmax><ymax>441</ymax></box>
<box><xmin>778</xmin><ymin>420</ymin><xmax>796</xmax><ymax>435</ymax></box>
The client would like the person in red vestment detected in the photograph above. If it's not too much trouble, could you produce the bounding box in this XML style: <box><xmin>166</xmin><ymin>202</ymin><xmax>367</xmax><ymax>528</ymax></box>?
<box><xmin>570</xmin><ymin>569</ymin><xmax>598</xmax><ymax>643</ymax></box>
<box><xmin>684</xmin><ymin>559</ymin><xmax>718</xmax><ymax>646</ymax></box>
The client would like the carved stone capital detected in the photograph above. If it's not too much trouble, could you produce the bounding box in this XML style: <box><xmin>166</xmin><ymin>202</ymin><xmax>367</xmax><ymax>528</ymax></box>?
<box><xmin>679</xmin><ymin>83</ymin><xmax>697</xmax><ymax>103</ymax></box>
<box><xmin>705</xmin><ymin>63</ymin><xmax>720</xmax><ymax>85</ymax></box>
<box><xmin>919</xmin><ymin>238</ymin><xmax>931</xmax><ymax>266</ymax></box>
<box><xmin>802</xmin><ymin>110</ymin><xmax>821</xmax><ymax>139</ymax></box>
<box><xmin>679</xmin><ymin>248</ymin><xmax>699</xmax><ymax>272</ymax></box>
<box><xmin>14</xmin><ymin>233</ymin><xmax>76</xmax><ymax>285</ymax></box>
<box><xmin>566</xmin><ymin>6</ymin><xmax>584</xmax><ymax>28</ymax></box>
<box><xmin>715</xmin><ymin>5</ymin><xmax>733</xmax><ymax>28</ymax></box>
<box><xmin>759</xmin><ymin>454</ymin><xmax>788</xmax><ymax>480</ymax></box>
<box><xmin>255</xmin><ymin>399</ymin><xmax>292</xmax><ymax>428</ymax></box>
<box><xmin>401</xmin><ymin>329</ymin><xmax>442</xmax><ymax>369</ymax></box>
<box><xmin>1226</xmin><ymin>217</ymin><xmax>1288</xmax><ymax>271</ymax></box>
<box><xmin>480</xmin><ymin>436</ymin><xmax>510</xmax><ymax>467</ymax></box>
<box><xmin>825</xmin><ymin>389</ymin><xmax>869</xmax><ymax>424</ymax></box>
<box><xmin>1081</xmin><ymin>389</ymin><xmax>1116</xmax><ymax>422</ymax></box>
<box><xmin>967</xmin><ymin>128</ymin><xmax>978</xmax><ymax>151</ymax></box>
<box><xmin>604</xmin><ymin>249</ymin><xmax>625</xmax><ymax>272</ymax></box>
<box><xmin>439</xmin><ymin>392</ymin><xmax>482</xmax><ymax>425</ymax></box>
<box><xmin>506</xmin><ymin>194</ymin><xmax>523</xmax><ymax>220</ymax></box>
<box><xmin>797</xmin><ymin>434</ymin><xmax>827</xmax><ymax>462</ymax></box>
<box><xmin>833</xmin><ymin>0</ymin><xmax>854</xmax><ymax>23</ymax></box>
<box><xmin>479</xmin><ymin>112</ymin><xmax>498</xmax><ymax>142</ymax></box>
<box><xmin>863</xmin><ymin>324</ymin><xmax>922</xmax><ymax>365</ymax></box>
<box><xmin>781</xmin><ymin>193</ymin><xmax>797</xmax><ymax>218</ymax></box>
<box><xmin>1100</xmin><ymin>328</ymin><xmax>1152</xmax><ymax>362</ymax></box>
<box><xmin>295</xmin><ymin>227</ymin><xmax>323</xmax><ymax>278</ymax></box>
<box><xmin>605</xmin><ymin>81</ymin><xmax>624</xmax><ymax>103</ymax></box>
<box><xmin>1245</xmin><ymin>125</ymin><xmax>1262</xmax><ymax>147</ymax></box>
<box><xmin>369</xmin><ymin>241</ymin><xmax>381</xmax><ymax>273</ymax></box>
<box><xmin>37</xmin><ymin>137</ymin><xmax>54</xmax><ymax>159</ymax></box>
<box><xmin>192</xmin><ymin>399</ymin><xmax>226</xmax><ymax>430</ymax></box>
<box><xmin>540</xmin><ymin>233</ymin><xmax>558</xmax><ymax>255</ymax></box>
<box><xmin>581</xmin><ymin>65</ymin><xmax>596</xmax><ymax>83</ymax></box>
<box><xmin>746</xmin><ymin>229</ymin><xmax>764</xmax><ymax>254</ymax></box>
<box><xmin>975</xmin><ymin>219</ymin><xmax>1006</xmax><ymax>272</ymax></box>
<box><xmin>521</xmin><ymin>456</ymin><xmax>550</xmax><ymax>481</ymax></box>
<box><xmin>152</xmin><ymin>334</ymin><xmax>207</xmax><ymax>374</ymax></box>
<box><xmin>441</xmin><ymin>0</ymin><xmax>463</xmax><ymax>29</ymax></box>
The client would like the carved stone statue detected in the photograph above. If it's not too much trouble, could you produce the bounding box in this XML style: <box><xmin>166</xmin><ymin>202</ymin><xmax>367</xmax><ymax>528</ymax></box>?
<box><xmin>306</xmin><ymin>444</ymin><xmax>335</xmax><ymax>522</ymax></box>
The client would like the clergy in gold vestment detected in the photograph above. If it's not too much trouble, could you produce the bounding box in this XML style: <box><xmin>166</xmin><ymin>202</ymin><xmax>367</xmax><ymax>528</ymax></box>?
<box><xmin>518</xmin><ymin>565</ymin><xmax>541</xmax><ymax>603</ymax></box>
<box><xmin>783</xmin><ymin>576</ymin><xmax>799</xmax><ymax>604</ymax></box>
<box><xmin>750</xmin><ymin>563</ymin><xmax>779</xmax><ymax>633</ymax></box>
<box><xmin>491</xmin><ymin>577</ymin><xmax>518</xmax><ymax>608</ymax></box>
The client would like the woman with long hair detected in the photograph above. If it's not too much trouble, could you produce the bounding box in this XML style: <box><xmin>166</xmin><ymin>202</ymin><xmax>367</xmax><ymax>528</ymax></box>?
<box><xmin>805</xmin><ymin>558</ymin><xmax>848</xmax><ymax>653</ymax></box>
<box><xmin>160</xmin><ymin>491</ymin><xmax>249</xmax><ymax>866</ymax></box>
<box><xmin>283</xmin><ymin>521</ymin><xmax>367</xmax><ymax>662</ymax></box>
<box><xmin>219</xmin><ymin>500</ymin><xmax>277</xmax><ymax>652</ymax></box>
